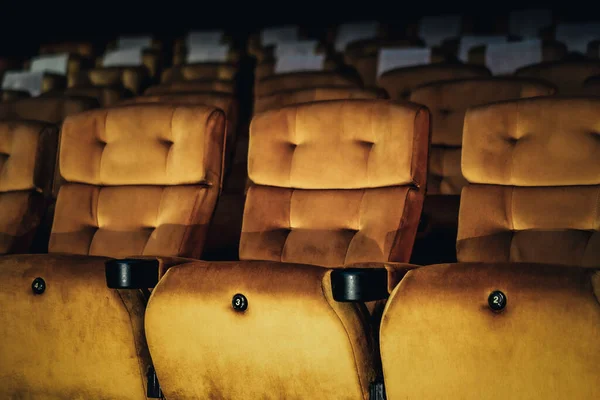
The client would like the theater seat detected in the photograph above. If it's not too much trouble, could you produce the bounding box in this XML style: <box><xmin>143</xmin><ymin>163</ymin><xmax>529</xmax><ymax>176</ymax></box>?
<box><xmin>255</xmin><ymin>71</ymin><xmax>363</xmax><ymax>97</ymax></box>
<box><xmin>582</xmin><ymin>75</ymin><xmax>600</xmax><ymax>95</ymax></box>
<box><xmin>161</xmin><ymin>62</ymin><xmax>238</xmax><ymax>83</ymax></box>
<box><xmin>409</xmin><ymin>77</ymin><xmax>556</xmax><ymax>265</ymax></box>
<box><xmin>145</xmin><ymin>79</ymin><xmax>235</xmax><ymax>95</ymax></box>
<box><xmin>379</xmin><ymin>63</ymin><xmax>491</xmax><ymax>100</ymax></box>
<box><xmin>515</xmin><ymin>60</ymin><xmax>600</xmax><ymax>95</ymax></box>
<box><xmin>380</xmin><ymin>97</ymin><xmax>600</xmax><ymax>400</ymax></box>
<box><xmin>145</xmin><ymin>99</ymin><xmax>430</xmax><ymax>399</ymax></box>
<box><xmin>0</xmin><ymin>120</ymin><xmax>57</xmax><ymax>254</ymax></box>
<box><xmin>58</xmin><ymin>86</ymin><xmax>131</xmax><ymax>106</ymax></box>
<box><xmin>69</xmin><ymin>66</ymin><xmax>150</xmax><ymax>95</ymax></box>
<box><xmin>254</xmin><ymin>86</ymin><xmax>388</xmax><ymax>113</ymax></box>
<box><xmin>0</xmin><ymin>103</ymin><xmax>226</xmax><ymax>399</ymax></box>
<box><xmin>0</xmin><ymin>89</ymin><xmax>30</xmax><ymax>102</ymax></box>
<box><xmin>0</xmin><ymin>95</ymin><xmax>99</xmax><ymax>124</ymax></box>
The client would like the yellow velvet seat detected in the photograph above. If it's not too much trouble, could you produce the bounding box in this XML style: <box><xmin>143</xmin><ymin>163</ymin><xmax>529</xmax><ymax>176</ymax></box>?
<box><xmin>378</xmin><ymin>63</ymin><xmax>491</xmax><ymax>101</ymax></box>
<box><xmin>145</xmin><ymin>99</ymin><xmax>430</xmax><ymax>399</ymax></box>
<box><xmin>0</xmin><ymin>103</ymin><xmax>227</xmax><ymax>399</ymax></box>
<box><xmin>69</xmin><ymin>66</ymin><xmax>150</xmax><ymax>95</ymax></box>
<box><xmin>145</xmin><ymin>79</ymin><xmax>236</xmax><ymax>95</ymax></box>
<box><xmin>255</xmin><ymin>70</ymin><xmax>363</xmax><ymax>98</ymax></box>
<box><xmin>254</xmin><ymin>86</ymin><xmax>388</xmax><ymax>114</ymax></box>
<box><xmin>515</xmin><ymin>60</ymin><xmax>600</xmax><ymax>95</ymax></box>
<box><xmin>380</xmin><ymin>97</ymin><xmax>600</xmax><ymax>400</ymax></box>
<box><xmin>161</xmin><ymin>62</ymin><xmax>238</xmax><ymax>83</ymax></box>
<box><xmin>0</xmin><ymin>95</ymin><xmax>99</xmax><ymax>125</ymax></box>
<box><xmin>409</xmin><ymin>77</ymin><xmax>556</xmax><ymax>264</ymax></box>
<box><xmin>56</xmin><ymin>86</ymin><xmax>131</xmax><ymax>106</ymax></box>
<box><xmin>0</xmin><ymin>120</ymin><xmax>57</xmax><ymax>254</ymax></box>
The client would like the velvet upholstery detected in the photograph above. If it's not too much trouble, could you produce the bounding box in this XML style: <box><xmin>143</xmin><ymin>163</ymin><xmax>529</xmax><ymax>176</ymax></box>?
<box><xmin>0</xmin><ymin>95</ymin><xmax>99</xmax><ymax>124</ymax></box>
<box><xmin>381</xmin><ymin>96</ymin><xmax>600</xmax><ymax>399</ymax></box>
<box><xmin>161</xmin><ymin>62</ymin><xmax>237</xmax><ymax>83</ymax></box>
<box><xmin>515</xmin><ymin>60</ymin><xmax>600</xmax><ymax>95</ymax></box>
<box><xmin>145</xmin><ymin>79</ymin><xmax>235</xmax><ymax>95</ymax></box>
<box><xmin>60</xmin><ymin>86</ymin><xmax>129</xmax><ymax>106</ymax></box>
<box><xmin>254</xmin><ymin>86</ymin><xmax>387</xmax><ymax>114</ymax></box>
<box><xmin>69</xmin><ymin>66</ymin><xmax>149</xmax><ymax>95</ymax></box>
<box><xmin>0</xmin><ymin>104</ymin><xmax>227</xmax><ymax>399</ymax></box>
<box><xmin>410</xmin><ymin>78</ymin><xmax>556</xmax><ymax>195</ymax></box>
<box><xmin>146</xmin><ymin>99</ymin><xmax>431</xmax><ymax>399</ymax></box>
<box><xmin>381</xmin><ymin>263</ymin><xmax>600</xmax><ymax>399</ymax></box>
<box><xmin>378</xmin><ymin>63</ymin><xmax>491</xmax><ymax>100</ymax></box>
<box><xmin>458</xmin><ymin>97</ymin><xmax>600</xmax><ymax>266</ymax></box>
<box><xmin>255</xmin><ymin>71</ymin><xmax>363</xmax><ymax>97</ymax></box>
<box><xmin>0</xmin><ymin>121</ymin><xmax>57</xmax><ymax>254</ymax></box>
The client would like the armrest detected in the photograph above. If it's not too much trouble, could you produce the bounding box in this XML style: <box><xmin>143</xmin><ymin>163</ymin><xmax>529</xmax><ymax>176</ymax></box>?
<box><xmin>331</xmin><ymin>262</ymin><xmax>420</xmax><ymax>302</ymax></box>
<box><xmin>105</xmin><ymin>256</ymin><xmax>196</xmax><ymax>289</ymax></box>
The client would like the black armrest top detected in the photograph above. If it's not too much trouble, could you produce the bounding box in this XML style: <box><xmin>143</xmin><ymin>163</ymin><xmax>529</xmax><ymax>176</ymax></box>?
<box><xmin>331</xmin><ymin>268</ymin><xmax>389</xmax><ymax>302</ymax></box>
<box><xmin>105</xmin><ymin>258</ymin><xmax>160</xmax><ymax>289</ymax></box>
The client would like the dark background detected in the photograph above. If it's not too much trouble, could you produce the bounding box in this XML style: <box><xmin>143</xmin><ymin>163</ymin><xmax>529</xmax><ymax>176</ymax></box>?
<box><xmin>0</xmin><ymin>1</ymin><xmax>593</xmax><ymax>57</ymax></box>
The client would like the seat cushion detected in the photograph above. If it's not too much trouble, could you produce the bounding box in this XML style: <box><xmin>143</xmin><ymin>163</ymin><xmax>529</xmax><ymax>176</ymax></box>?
<box><xmin>0</xmin><ymin>254</ymin><xmax>150</xmax><ymax>399</ymax></box>
<box><xmin>380</xmin><ymin>262</ymin><xmax>600</xmax><ymax>399</ymax></box>
<box><xmin>146</xmin><ymin>260</ymin><xmax>375</xmax><ymax>400</ymax></box>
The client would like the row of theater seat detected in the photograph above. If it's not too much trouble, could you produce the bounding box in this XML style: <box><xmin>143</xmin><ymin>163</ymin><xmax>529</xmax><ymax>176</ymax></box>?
<box><xmin>0</xmin><ymin>23</ymin><xmax>597</xmax><ymax>399</ymax></box>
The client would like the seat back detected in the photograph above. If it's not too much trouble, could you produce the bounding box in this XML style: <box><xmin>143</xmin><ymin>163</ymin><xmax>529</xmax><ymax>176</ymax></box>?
<box><xmin>70</xmin><ymin>66</ymin><xmax>149</xmax><ymax>95</ymax></box>
<box><xmin>254</xmin><ymin>86</ymin><xmax>388</xmax><ymax>114</ymax></box>
<box><xmin>48</xmin><ymin>104</ymin><xmax>226</xmax><ymax>259</ymax></box>
<box><xmin>0</xmin><ymin>95</ymin><xmax>99</xmax><ymax>124</ymax></box>
<box><xmin>241</xmin><ymin>99</ymin><xmax>430</xmax><ymax>266</ymax></box>
<box><xmin>0</xmin><ymin>90</ymin><xmax>30</xmax><ymax>102</ymax></box>
<box><xmin>255</xmin><ymin>71</ymin><xmax>363</xmax><ymax>97</ymax></box>
<box><xmin>458</xmin><ymin>97</ymin><xmax>600</xmax><ymax>267</ymax></box>
<box><xmin>61</xmin><ymin>86</ymin><xmax>130</xmax><ymax>106</ymax></box>
<box><xmin>378</xmin><ymin>63</ymin><xmax>491</xmax><ymax>100</ymax></box>
<box><xmin>410</xmin><ymin>78</ymin><xmax>556</xmax><ymax>194</ymax></box>
<box><xmin>515</xmin><ymin>60</ymin><xmax>600</xmax><ymax>95</ymax></box>
<box><xmin>145</xmin><ymin>79</ymin><xmax>235</xmax><ymax>95</ymax></box>
<box><xmin>0</xmin><ymin>120</ymin><xmax>57</xmax><ymax>253</ymax></box>
<box><xmin>161</xmin><ymin>62</ymin><xmax>237</xmax><ymax>83</ymax></box>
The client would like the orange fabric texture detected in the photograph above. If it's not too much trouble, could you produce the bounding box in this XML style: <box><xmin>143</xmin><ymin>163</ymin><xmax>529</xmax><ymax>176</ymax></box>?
<box><xmin>381</xmin><ymin>263</ymin><xmax>600</xmax><ymax>400</ymax></box>
<box><xmin>242</xmin><ymin>100</ymin><xmax>430</xmax><ymax>266</ymax></box>
<box><xmin>146</xmin><ymin>260</ymin><xmax>376</xmax><ymax>400</ymax></box>
<box><xmin>457</xmin><ymin>97</ymin><xmax>600</xmax><ymax>267</ymax></box>
<box><xmin>161</xmin><ymin>62</ymin><xmax>237</xmax><ymax>83</ymax></box>
<box><xmin>70</xmin><ymin>66</ymin><xmax>149</xmax><ymax>95</ymax></box>
<box><xmin>255</xmin><ymin>71</ymin><xmax>362</xmax><ymax>97</ymax></box>
<box><xmin>0</xmin><ymin>254</ymin><xmax>150</xmax><ymax>400</ymax></box>
<box><xmin>254</xmin><ymin>86</ymin><xmax>387</xmax><ymax>114</ymax></box>
<box><xmin>51</xmin><ymin>104</ymin><xmax>226</xmax><ymax>259</ymax></box>
<box><xmin>378</xmin><ymin>63</ymin><xmax>491</xmax><ymax>100</ymax></box>
<box><xmin>410</xmin><ymin>77</ymin><xmax>556</xmax><ymax>194</ymax></box>
<box><xmin>515</xmin><ymin>60</ymin><xmax>600</xmax><ymax>95</ymax></box>
<box><xmin>146</xmin><ymin>99</ymin><xmax>431</xmax><ymax>399</ymax></box>
<box><xmin>462</xmin><ymin>97</ymin><xmax>600</xmax><ymax>186</ymax></box>
<box><xmin>145</xmin><ymin>79</ymin><xmax>235</xmax><ymax>95</ymax></box>
<box><xmin>0</xmin><ymin>95</ymin><xmax>99</xmax><ymax>124</ymax></box>
<box><xmin>0</xmin><ymin>121</ymin><xmax>57</xmax><ymax>254</ymax></box>
<box><xmin>59</xmin><ymin>104</ymin><xmax>224</xmax><ymax>186</ymax></box>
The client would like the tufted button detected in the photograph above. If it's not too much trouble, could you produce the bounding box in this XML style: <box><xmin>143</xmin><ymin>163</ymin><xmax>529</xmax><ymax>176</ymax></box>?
<box><xmin>232</xmin><ymin>293</ymin><xmax>248</xmax><ymax>312</ymax></box>
<box><xmin>488</xmin><ymin>290</ymin><xmax>507</xmax><ymax>312</ymax></box>
<box><xmin>31</xmin><ymin>277</ymin><xmax>46</xmax><ymax>295</ymax></box>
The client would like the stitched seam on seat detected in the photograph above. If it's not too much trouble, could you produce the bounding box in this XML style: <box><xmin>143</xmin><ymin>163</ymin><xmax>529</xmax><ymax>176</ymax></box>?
<box><xmin>116</xmin><ymin>289</ymin><xmax>148</xmax><ymax>397</ymax></box>
<box><xmin>87</xmin><ymin>186</ymin><xmax>100</xmax><ymax>255</ymax></box>
<box><xmin>508</xmin><ymin>186</ymin><xmax>516</xmax><ymax>262</ymax></box>
<box><xmin>320</xmin><ymin>275</ymin><xmax>367</xmax><ymax>398</ymax></box>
